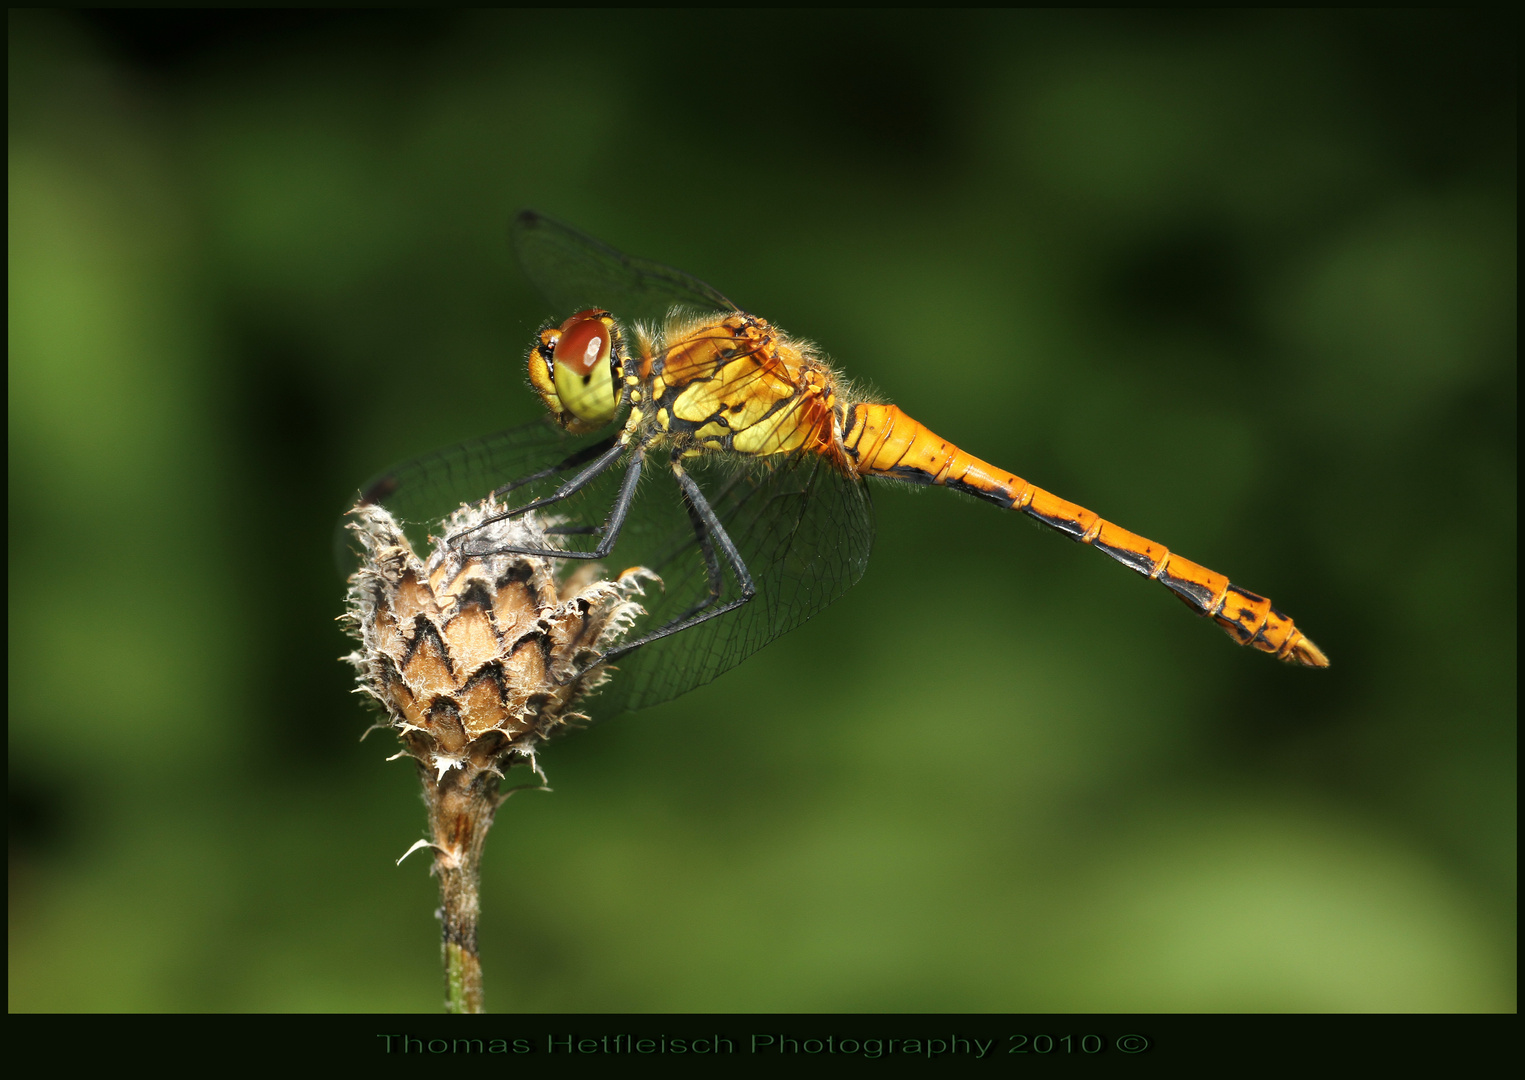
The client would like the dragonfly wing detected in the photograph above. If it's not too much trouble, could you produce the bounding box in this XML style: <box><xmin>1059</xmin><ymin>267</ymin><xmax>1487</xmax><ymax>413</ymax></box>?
<box><xmin>591</xmin><ymin>450</ymin><xmax>876</xmax><ymax>715</ymax></box>
<box><xmin>336</xmin><ymin>419</ymin><xmax>603</xmax><ymax>572</ymax></box>
<box><xmin>512</xmin><ymin>210</ymin><xmax>736</xmax><ymax>324</ymax></box>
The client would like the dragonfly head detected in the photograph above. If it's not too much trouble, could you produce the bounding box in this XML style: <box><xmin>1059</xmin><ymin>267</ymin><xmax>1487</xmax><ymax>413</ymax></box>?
<box><xmin>528</xmin><ymin>308</ymin><xmax>625</xmax><ymax>434</ymax></box>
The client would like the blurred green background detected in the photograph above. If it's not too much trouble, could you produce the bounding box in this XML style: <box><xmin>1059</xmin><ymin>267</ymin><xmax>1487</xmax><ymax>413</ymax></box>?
<box><xmin>9</xmin><ymin>10</ymin><xmax>1514</xmax><ymax>1012</ymax></box>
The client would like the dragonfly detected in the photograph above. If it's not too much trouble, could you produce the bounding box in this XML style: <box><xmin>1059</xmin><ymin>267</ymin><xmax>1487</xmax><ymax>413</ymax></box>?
<box><xmin>348</xmin><ymin>210</ymin><xmax>1327</xmax><ymax>717</ymax></box>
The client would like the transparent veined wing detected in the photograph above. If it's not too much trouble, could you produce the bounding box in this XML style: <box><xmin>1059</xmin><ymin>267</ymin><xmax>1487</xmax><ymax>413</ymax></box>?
<box><xmin>335</xmin><ymin>420</ymin><xmax>588</xmax><ymax>570</ymax></box>
<box><xmin>512</xmin><ymin>209</ymin><xmax>736</xmax><ymax>324</ymax></box>
<box><xmin>340</xmin><ymin>417</ymin><xmax>594</xmax><ymax>561</ymax></box>
<box><xmin>596</xmin><ymin>449</ymin><xmax>875</xmax><ymax>715</ymax></box>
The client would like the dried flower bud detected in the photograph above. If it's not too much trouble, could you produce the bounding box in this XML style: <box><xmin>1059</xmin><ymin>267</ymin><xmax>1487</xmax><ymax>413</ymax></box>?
<box><xmin>340</xmin><ymin>499</ymin><xmax>653</xmax><ymax>1012</ymax></box>
<box><xmin>342</xmin><ymin>501</ymin><xmax>651</xmax><ymax>776</ymax></box>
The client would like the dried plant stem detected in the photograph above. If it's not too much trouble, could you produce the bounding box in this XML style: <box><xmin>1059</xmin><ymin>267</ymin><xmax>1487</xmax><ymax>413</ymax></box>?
<box><xmin>444</xmin><ymin>938</ymin><xmax>483</xmax><ymax>1014</ymax></box>
<box><xmin>424</xmin><ymin>764</ymin><xmax>499</xmax><ymax>1014</ymax></box>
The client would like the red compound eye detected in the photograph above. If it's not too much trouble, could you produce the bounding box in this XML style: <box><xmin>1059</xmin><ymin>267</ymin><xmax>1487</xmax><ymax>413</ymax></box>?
<box><xmin>559</xmin><ymin>308</ymin><xmax>605</xmax><ymax>331</ymax></box>
<box><xmin>553</xmin><ymin>316</ymin><xmax>610</xmax><ymax>376</ymax></box>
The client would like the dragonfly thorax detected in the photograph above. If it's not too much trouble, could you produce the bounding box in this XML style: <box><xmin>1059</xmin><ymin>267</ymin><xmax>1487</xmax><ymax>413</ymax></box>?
<box><xmin>528</xmin><ymin>308</ymin><xmax>625</xmax><ymax>434</ymax></box>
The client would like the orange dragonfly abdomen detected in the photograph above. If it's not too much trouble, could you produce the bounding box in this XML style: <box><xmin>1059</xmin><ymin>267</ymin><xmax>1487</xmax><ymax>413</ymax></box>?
<box><xmin>839</xmin><ymin>403</ymin><xmax>1328</xmax><ymax>667</ymax></box>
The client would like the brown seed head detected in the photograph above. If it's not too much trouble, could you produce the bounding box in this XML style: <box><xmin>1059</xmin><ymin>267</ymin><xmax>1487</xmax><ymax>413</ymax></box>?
<box><xmin>341</xmin><ymin>501</ymin><xmax>653</xmax><ymax>779</ymax></box>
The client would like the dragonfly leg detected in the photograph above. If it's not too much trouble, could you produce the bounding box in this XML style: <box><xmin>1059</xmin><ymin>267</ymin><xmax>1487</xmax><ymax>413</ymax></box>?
<box><xmin>451</xmin><ymin>441</ymin><xmax>644</xmax><ymax>559</ymax></box>
<box><xmin>600</xmin><ymin>458</ymin><xmax>756</xmax><ymax>665</ymax></box>
<box><xmin>666</xmin><ymin>476</ymin><xmax>728</xmax><ymax>624</ymax></box>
